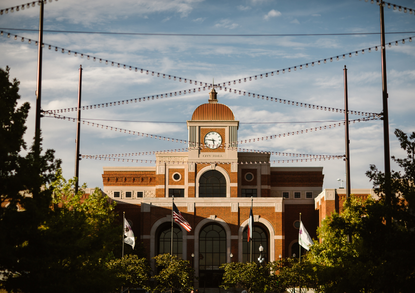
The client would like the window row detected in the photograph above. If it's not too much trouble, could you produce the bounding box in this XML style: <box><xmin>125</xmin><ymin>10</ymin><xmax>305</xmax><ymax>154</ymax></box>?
<box><xmin>113</xmin><ymin>191</ymin><xmax>143</xmax><ymax>199</ymax></box>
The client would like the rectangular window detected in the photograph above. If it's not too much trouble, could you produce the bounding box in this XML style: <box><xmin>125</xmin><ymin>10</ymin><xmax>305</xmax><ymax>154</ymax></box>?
<box><xmin>137</xmin><ymin>191</ymin><xmax>143</xmax><ymax>198</ymax></box>
<box><xmin>125</xmin><ymin>191</ymin><xmax>132</xmax><ymax>198</ymax></box>
<box><xmin>241</xmin><ymin>189</ymin><xmax>257</xmax><ymax>197</ymax></box>
<box><xmin>114</xmin><ymin>191</ymin><xmax>120</xmax><ymax>198</ymax></box>
<box><xmin>169</xmin><ymin>189</ymin><xmax>184</xmax><ymax>197</ymax></box>
<box><xmin>283</xmin><ymin>192</ymin><xmax>289</xmax><ymax>199</ymax></box>
<box><xmin>306</xmin><ymin>192</ymin><xmax>313</xmax><ymax>199</ymax></box>
<box><xmin>294</xmin><ymin>192</ymin><xmax>301</xmax><ymax>199</ymax></box>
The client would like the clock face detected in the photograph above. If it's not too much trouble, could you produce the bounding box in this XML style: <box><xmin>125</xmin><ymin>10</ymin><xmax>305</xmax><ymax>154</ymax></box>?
<box><xmin>204</xmin><ymin>131</ymin><xmax>222</xmax><ymax>149</ymax></box>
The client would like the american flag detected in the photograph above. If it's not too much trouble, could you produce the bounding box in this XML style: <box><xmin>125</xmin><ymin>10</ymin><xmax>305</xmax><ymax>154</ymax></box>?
<box><xmin>173</xmin><ymin>203</ymin><xmax>192</xmax><ymax>232</ymax></box>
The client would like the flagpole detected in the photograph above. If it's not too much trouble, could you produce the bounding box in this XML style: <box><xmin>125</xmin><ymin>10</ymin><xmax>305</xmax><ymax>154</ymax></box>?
<box><xmin>122</xmin><ymin>211</ymin><xmax>125</xmax><ymax>258</ymax></box>
<box><xmin>299</xmin><ymin>213</ymin><xmax>301</xmax><ymax>263</ymax></box>
<box><xmin>250</xmin><ymin>196</ymin><xmax>253</xmax><ymax>263</ymax></box>
<box><xmin>171</xmin><ymin>196</ymin><xmax>174</xmax><ymax>255</ymax></box>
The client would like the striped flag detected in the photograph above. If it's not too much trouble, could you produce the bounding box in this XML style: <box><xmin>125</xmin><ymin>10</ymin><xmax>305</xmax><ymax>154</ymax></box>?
<box><xmin>173</xmin><ymin>203</ymin><xmax>192</xmax><ymax>232</ymax></box>
<box><xmin>247</xmin><ymin>206</ymin><xmax>253</xmax><ymax>242</ymax></box>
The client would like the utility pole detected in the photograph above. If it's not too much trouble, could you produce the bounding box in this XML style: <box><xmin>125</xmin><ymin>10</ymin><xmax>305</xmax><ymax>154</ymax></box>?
<box><xmin>74</xmin><ymin>65</ymin><xmax>82</xmax><ymax>195</ymax></box>
<box><xmin>35</xmin><ymin>0</ymin><xmax>44</xmax><ymax>158</ymax></box>
<box><xmin>379</xmin><ymin>0</ymin><xmax>392</xmax><ymax>221</ymax></box>
<box><xmin>344</xmin><ymin>65</ymin><xmax>351</xmax><ymax>199</ymax></box>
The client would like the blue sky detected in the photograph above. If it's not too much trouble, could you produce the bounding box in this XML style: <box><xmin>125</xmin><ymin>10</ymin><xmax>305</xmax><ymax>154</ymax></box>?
<box><xmin>1</xmin><ymin>0</ymin><xmax>414</xmax><ymax>190</ymax></box>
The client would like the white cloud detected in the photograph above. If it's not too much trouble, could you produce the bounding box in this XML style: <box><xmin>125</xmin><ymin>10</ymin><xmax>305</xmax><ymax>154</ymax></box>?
<box><xmin>162</xmin><ymin>17</ymin><xmax>171</xmax><ymax>22</ymax></box>
<box><xmin>214</xmin><ymin>19</ymin><xmax>239</xmax><ymax>30</ymax></box>
<box><xmin>192</xmin><ymin>17</ymin><xmax>206</xmax><ymax>22</ymax></box>
<box><xmin>312</xmin><ymin>13</ymin><xmax>321</xmax><ymax>17</ymax></box>
<box><xmin>264</xmin><ymin>9</ymin><xmax>282</xmax><ymax>20</ymax></box>
<box><xmin>237</xmin><ymin>5</ymin><xmax>251</xmax><ymax>11</ymax></box>
<box><xmin>290</xmin><ymin>19</ymin><xmax>300</xmax><ymax>24</ymax></box>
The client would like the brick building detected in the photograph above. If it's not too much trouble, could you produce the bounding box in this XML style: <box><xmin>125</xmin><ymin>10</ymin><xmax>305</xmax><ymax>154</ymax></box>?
<box><xmin>102</xmin><ymin>88</ymin><xmax>324</xmax><ymax>289</ymax></box>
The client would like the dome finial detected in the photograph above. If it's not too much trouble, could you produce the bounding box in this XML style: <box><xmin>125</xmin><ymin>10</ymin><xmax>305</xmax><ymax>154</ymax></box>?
<box><xmin>209</xmin><ymin>78</ymin><xmax>218</xmax><ymax>103</ymax></box>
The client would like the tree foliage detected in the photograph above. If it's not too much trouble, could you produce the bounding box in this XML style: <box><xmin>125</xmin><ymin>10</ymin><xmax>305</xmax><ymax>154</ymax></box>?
<box><xmin>296</xmin><ymin>129</ymin><xmax>415</xmax><ymax>292</ymax></box>
<box><xmin>152</xmin><ymin>254</ymin><xmax>194</xmax><ymax>293</ymax></box>
<box><xmin>107</xmin><ymin>254</ymin><xmax>151</xmax><ymax>290</ymax></box>
<box><xmin>0</xmin><ymin>66</ymin><xmax>61</xmax><ymax>291</ymax></box>
<box><xmin>220</xmin><ymin>262</ymin><xmax>270</xmax><ymax>293</ymax></box>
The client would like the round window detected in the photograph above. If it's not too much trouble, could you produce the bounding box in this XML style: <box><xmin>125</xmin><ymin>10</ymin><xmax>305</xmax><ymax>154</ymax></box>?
<box><xmin>245</xmin><ymin>172</ymin><xmax>254</xmax><ymax>182</ymax></box>
<box><xmin>293</xmin><ymin>220</ymin><xmax>300</xmax><ymax>229</ymax></box>
<box><xmin>173</xmin><ymin>173</ymin><xmax>181</xmax><ymax>181</ymax></box>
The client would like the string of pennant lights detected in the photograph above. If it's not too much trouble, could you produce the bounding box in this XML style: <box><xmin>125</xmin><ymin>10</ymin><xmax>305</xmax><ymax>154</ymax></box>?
<box><xmin>43</xmin><ymin>85</ymin><xmax>380</xmax><ymax>118</ymax></box>
<box><xmin>362</xmin><ymin>0</ymin><xmax>415</xmax><ymax>15</ymax></box>
<box><xmin>44</xmin><ymin>113</ymin><xmax>378</xmax><ymax>147</ymax></box>
<box><xmin>0</xmin><ymin>0</ymin><xmax>57</xmax><ymax>15</ymax></box>
<box><xmin>83</xmin><ymin>149</ymin><xmax>343</xmax><ymax>160</ymax></box>
<box><xmin>1</xmin><ymin>29</ymin><xmax>413</xmax><ymax>110</ymax></box>
<box><xmin>80</xmin><ymin>155</ymin><xmax>343</xmax><ymax>165</ymax></box>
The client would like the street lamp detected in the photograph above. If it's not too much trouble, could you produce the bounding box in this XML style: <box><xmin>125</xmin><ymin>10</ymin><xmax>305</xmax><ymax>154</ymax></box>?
<box><xmin>258</xmin><ymin>244</ymin><xmax>264</xmax><ymax>264</ymax></box>
<box><xmin>337</xmin><ymin>178</ymin><xmax>344</xmax><ymax>189</ymax></box>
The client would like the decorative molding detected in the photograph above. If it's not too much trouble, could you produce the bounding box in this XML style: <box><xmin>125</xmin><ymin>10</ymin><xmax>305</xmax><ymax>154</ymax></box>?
<box><xmin>209</xmin><ymin>215</ymin><xmax>216</xmax><ymax>220</ymax></box>
<box><xmin>254</xmin><ymin>215</ymin><xmax>260</xmax><ymax>221</ymax></box>
<box><xmin>187</xmin><ymin>202</ymin><xmax>194</xmax><ymax>213</ymax></box>
<box><xmin>189</xmin><ymin>163</ymin><xmax>195</xmax><ymax>172</ymax></box>
<box><xmin>275</xmin><ymin>202</ymin><xmax>283</xmax><ymax>212</ymax></box>
<box><xmin>231</xmin><ymin>202</ymin><xmax>238</xmax><ymax>212</ymax></box>
<box><xmin>231</xmin><ymin>162</ymin><xmax>238</xmax><ymax>172</ymax></box>
<box><xmin>145</xmin><ymin>190</ymin><xmax>155</xmax><ymax>198</ymax></box>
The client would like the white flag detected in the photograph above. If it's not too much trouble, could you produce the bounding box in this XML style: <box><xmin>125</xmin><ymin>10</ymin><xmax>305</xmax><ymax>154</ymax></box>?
<box><xmin>299</xmin><ymin>221</ymin><xmax>313</xmax><ymax>251</ymax></box>
<box><xmin>124</xmin><ymin>218</ymin><xmax>135</xmax><ymax>249</ymax></box>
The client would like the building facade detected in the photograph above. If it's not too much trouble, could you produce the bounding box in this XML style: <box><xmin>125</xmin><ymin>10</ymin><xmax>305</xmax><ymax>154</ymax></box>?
<box><xmin>102</xmin><ymin>89</ymin><xmax>324</xmax><ymax>289</ymax></box>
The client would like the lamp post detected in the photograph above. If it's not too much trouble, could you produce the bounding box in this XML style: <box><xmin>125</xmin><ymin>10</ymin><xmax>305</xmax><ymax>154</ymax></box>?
<box><xmin>337</xmin><ymin>178</ymin><xmax>344</xmax><ymax>189</ymax></box>
<box><xmin>258</xmin><ymin>244</ymin><xmax>264</xmax><ymax>264</ymax></box>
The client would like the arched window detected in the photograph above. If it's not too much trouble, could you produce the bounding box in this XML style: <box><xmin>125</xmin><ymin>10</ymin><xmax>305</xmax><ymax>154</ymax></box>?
<box><xmin>199</xmin><ymin>224</ymin><xmax>226</xmax><ymax>288</ymax></box>
<box><xmin>242</xmin><ymin>225</ymin><xmax>268</xmax><ymax>263</ymax></box>
<box><xmin>199</xmin><ymin>170</ymin><xmax>226</xmax><ymax>197</ymax></box>
<box><xmin>157</xmin><ymin>222</ymin><xmax>182</xmax><ymax>258</ymax></box>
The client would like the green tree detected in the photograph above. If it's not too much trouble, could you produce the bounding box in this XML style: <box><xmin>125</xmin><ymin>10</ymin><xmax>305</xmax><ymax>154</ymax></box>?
<box><xmin>220</xmin><ymin>262</ymin><xmax>270</xmax><ymax>293</ymax></box>
<box><xmin>3</xmin><ymin>171</ymin><xmax>124</xmax><ymax>292</ymax></box>
<box><xmin>0</xmin><ymin>66</ymin><xmax>61</xmax><ymax>291</ymax></box>
<box><xmin>107</xmin><ymin>254</ymin><xmax>152</xmax><ymax>290</ymax></box>
<box><xmin>152</xmin><ymin>254</ymin><xmax>194</xmax><ymax>293</ymax></box>
<box><xmin>297</xmin><ymin>129</ymin><xmax>415</xmax><ymax>292</ymax></box>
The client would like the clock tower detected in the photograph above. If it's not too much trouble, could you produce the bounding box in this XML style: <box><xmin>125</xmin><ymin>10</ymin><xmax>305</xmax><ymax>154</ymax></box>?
<box><xmin>187</xmin><ymin>87</ymin><xmax>239</xmax><ymax>197</ymax></box>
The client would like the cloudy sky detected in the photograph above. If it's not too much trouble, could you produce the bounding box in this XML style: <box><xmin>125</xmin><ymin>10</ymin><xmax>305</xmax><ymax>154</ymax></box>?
<box><xmin>1</xmin><ymin>0</ymin><xmax>414</xmax><ymax>190</ymax></box>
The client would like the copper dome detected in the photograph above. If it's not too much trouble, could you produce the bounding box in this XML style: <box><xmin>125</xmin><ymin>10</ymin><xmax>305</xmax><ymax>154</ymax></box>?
<box><xmin>191</xmin><ymin>88</ymin><xmax>235</xmax><ymax>120</ymax></box>
<box><xmin>191</xmin><ymin>103</ymin><xmax>235</xmax><ymax>120</ymax></box>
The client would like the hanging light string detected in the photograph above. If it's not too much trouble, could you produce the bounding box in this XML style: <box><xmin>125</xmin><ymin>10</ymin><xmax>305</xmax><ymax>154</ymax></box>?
<box><xmin>0</xmin><ymin>0</ymin><xmax>57</xmax><ymax>16</ymax></box>
<box><xmin>43</xmin><ymin>112</ymin><xmax>378</xmax><ymax>148</ymax></box>
<box><xmin>0</xmin><ymin>30</ymin><xmax>210</xmax><ymax>88</ymax></box>
<box><xmin>362</xmin><ymin>0</ymin><xmax>415</xmax><ymax>15</ymax></box>
<box><xmin>216</xmin><ymin>36</ymin><xmax>414</xmax><ymax>88</ymax></box>
<box><xmin>80</xmin><ymin>154</ymin><xmax>343</xmax><ymax>165</ymax></box>
<box><xmin>1</xmin><ymin>29</ymin><xmax>413</xmax><ymax>102</ymax></box>
<box><xmin>218</xmin><ymin>87</ymin><xmax>379</xmax><ymax>117</ymax></box>
<box><xmin>84</xmin><ymin>149</ymin><xmax>343</xmax><ymax>160</ymax></box>
<box><xmin>42</xmin><ymin>84</ymin><xmax>379</xmax><ymax>118</ymax></box>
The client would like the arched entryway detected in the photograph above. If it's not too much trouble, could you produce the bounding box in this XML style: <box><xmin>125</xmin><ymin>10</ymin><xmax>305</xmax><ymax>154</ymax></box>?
<box><xmin>199</xmin><ymin>223</ymin><xmax>226</xmax><ymax>290</ymax></box>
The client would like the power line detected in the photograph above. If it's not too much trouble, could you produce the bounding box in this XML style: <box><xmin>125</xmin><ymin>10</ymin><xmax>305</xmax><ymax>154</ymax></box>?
<box><xmin>1</xmin><ymin>27</ymin><xmax>415</xmax><ymax>37</ymax></box>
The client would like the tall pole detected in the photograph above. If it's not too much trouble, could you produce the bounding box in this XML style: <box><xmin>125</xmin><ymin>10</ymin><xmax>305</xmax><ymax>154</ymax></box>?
<box><xmin>379</xmin><ymin>0</ymin><xmax>391</xmax><ymax>216</ymax></box>
<box><xmin>299</xmin><ymin>213</ymin><xmax>302</xmax><ymax>263</ymax></box>
<box><xmin>122</xmin><ymin>212</ymin><xmax>125</xmax><ymax>258</ymax></box>
<box><xmin>35</xmin><ymin>0</ymin><xmax>44</xmax><ymax>158</ymax></box>
<box><xmin>171</xmin><ymin>196</ymin><xmax>174</xmax><ymax>255</ymax></box>
<box><xmin>344</xmin><ymin>66</ymin><xmax>351</xmax><ymax>199</ymax></box>
<box><xmin>74</xmin><ymin>65</ymin><xmax>82</xmax><ymax>195</ymax></box>
<box><xmin>250</xmin><ymin>196</ymin><xmax>253</xmax><ymax>263</ymax></box>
